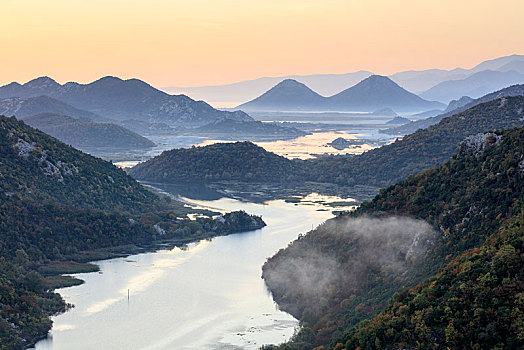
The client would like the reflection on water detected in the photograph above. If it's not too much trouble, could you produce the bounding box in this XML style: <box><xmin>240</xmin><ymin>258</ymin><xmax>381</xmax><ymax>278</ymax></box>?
<box><xmin>109</xmin><ymin>130</ymin><xmax>394</xmax><ymax>167</ymax></box>
<box><xmin>33</xmin><ymin>196</ymin><xmax>337</xmax><ymax>350</ymax></box>
<box><xmin>198</xmin><ymin>130</ymin><xmax>393</xmax><ymax>160</ymax></box>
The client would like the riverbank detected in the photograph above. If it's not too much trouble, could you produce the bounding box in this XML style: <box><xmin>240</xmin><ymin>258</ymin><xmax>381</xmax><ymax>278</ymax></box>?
<box><xmin>32</xmin><ymin>195</ymin><xmax>339</xmax><ymax>350</ymax></box>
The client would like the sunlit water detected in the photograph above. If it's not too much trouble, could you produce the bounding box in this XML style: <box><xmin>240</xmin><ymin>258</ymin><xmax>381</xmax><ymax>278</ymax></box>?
<box><xmin>112</xmin><ymin>130</ymin><xmax>395</xmax><ymax>167</ymax></box>
<box><xmin>33</xmin><ymin>197</ymin><xmax>336</xmax><ymax>350</ymax></box>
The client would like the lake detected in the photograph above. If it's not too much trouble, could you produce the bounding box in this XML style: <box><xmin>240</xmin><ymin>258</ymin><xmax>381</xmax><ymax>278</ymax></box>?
<box><xmin>33</xmin><ymin>194</ymin><xmax>341</xmax><ymax>349</ymax></box>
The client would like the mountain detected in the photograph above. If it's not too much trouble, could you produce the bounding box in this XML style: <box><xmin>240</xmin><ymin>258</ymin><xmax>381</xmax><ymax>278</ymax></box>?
<box><xmin>444</xmin><ymin>95</ymin><xmax>474</xmax><ymax>112</ymax></box>
<box><xmin>129</xmin><ymin>141</ymin><xmax>301</xmax><ymax>183</ymax></box>
<box><xmin>371</xmin><ymin>107</ymin><xmax>398</xmax><ymax>116</ymax></box>
<box><xmin>326</xmin><ymin>75</ymin><xmax>444</xmax><ymax>112</ymax></box>
<box><xmin>0</xmin><ymin>95</ymin><xmax>108</xmax><ymax>122</ymax></box>
<box><xmin>22</xmin><ymin>113</ymin><xmax>155</xmax><ymax>150</ymax></box>
<box><xmin>469</xmin><ymin>54</ymin><xmax>524</xmax><ymax>72</ymax></box>
<box><xmin>262</xmin><ymin>125</ymin><xmax>524</xmax><ymax>349</ymax></box>
<box><xmin>163</xmin><ymin>71</ymin><xmax>373</xmax><ymax>106</ymax></box>
<box><xmin>384</xmin><ymin>84</ymin><xmax>524</xmax><ymax>135</ymax></box>
<box><xmin>420</xmin><ymin>69</ymin><xmax>524</xmax><ymax>103</ymax></box>
<box><xmin>307</xmin><ymin>96</ymin><xmax>524</xmax><ymax>187</ymax></box>
<box><xmin>389</xmin><ymin>68</ymin><xmax>470</xmax><ymax>94</ymax></box>
<box><xmin>498</xmin><ymin>59</ymin><xmax>524</xmax><ymax>74</ymax></box>
<box><xmin>0</xmin><ymin>76</ymin><xmax>253</xmax><ymax>127</ymax></box>
<box><xmin>192</xmin><ymin>118</ymin><xmax>307</xmax><ymax>138</ymax></box>
<box><xmin>237</xmin><ymin>75</ymin><xmax>444</xmax><ymax>112</ymax></box>
<box><xmin>385</xmin><ymin>116</ymin><xmax>410</xmax><ymax>125</ymax></box>
<box><xmin>236</xmin><ymin>79</ymin><xmax>326</xmax><ymax>111</ymax></box>
<box><xmin>390</xmin><ymin>54</ymin><xmax>524</xmax><ymax>94</ymax></box>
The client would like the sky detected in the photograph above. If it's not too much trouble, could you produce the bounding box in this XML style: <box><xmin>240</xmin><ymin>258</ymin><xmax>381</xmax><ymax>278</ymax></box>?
<box><xmin>1</xmin><ymin>0</ymin><xmax>523</xmax><ymax>87</ymax></box>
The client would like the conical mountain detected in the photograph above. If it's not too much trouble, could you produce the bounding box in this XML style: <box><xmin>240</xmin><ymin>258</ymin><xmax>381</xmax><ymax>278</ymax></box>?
<box><xmin>236</xmin><ymin>79</ymin><xmax>326</xmax><ymax>111</ymax></box>
<box><xmin>327</xmin><ymin>75</ymin><xmax>444</xmax><ymax>111</ymax></box>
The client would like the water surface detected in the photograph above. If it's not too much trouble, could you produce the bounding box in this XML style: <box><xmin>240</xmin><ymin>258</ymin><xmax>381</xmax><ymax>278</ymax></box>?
<box><xmin>34</xmin><ymin>197</ymin><xmax>335</xmax><ymax>350</ymax></box>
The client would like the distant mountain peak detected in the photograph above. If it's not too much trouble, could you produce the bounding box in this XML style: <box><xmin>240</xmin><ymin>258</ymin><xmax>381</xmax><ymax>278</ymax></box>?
<box><xmin>93</xmin><ymin>76</ymin><xmax>125</xmax><ymax>84</ymax></box>
<box><xmin>236</xmin><ymin>78</ymin><xmax>324</xmax><ymax>110</ymax></box>
<box><xmin>24</xmin><ymin>76</ymin><xmax>59</xmax><ymax>88</ymax></box>
<box><xmin>358</xmin><ymin>74</ymin><xmax>399</xmax><ymax>87</ymax></box>
<box><xmin>274</xmin><ymin>79</ymin><xmax>307</xmax><ymax>88</ymax></box>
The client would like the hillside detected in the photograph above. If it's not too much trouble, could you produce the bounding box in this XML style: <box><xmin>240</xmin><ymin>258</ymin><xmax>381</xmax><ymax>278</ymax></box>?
<box><xmin>23</xmin><ymin>113</ymin><xmax>155</xmax><ymax>150</ymax></box>
<box><xmin>236</xmin><ymin>79</ymin><xmax>326</xmax><ymax>111</ymax></box>
<box><xmin>0</xmin><ymin>76</ymin><xmax>253</xmax><ymax>127</ymax></box>
<box><xmin>326</xmin><ymin>75</ymin><xmax>444</xmax><ymax>112</ymax></box>
<box><xmin>0</xmin><ymin>95</ymin><xmax>108</xmax><ymax>122</ymax></box>
<box><xmin>262</xmin><ymin>125</ymin><xmax>524</xmax><ymax>349</ymax></box>
<box><xmin>307</xmin><ymin>96</ymin><xmax>524</xmax><ymax>187</ymax></box>
<box><xmin>0</xmin><ymin>115</ymin><xmax>267</xmax><ymax>347</ymax></box>
<box><xmin>383</xmin><ymin>84</ymin><xmax>524</xmax><ymax>135</ymax></box>
<box><xmin>129</xmin><ymin>141</ymin><xmax>301</xmax><ymax>183</ymax></box>
<box><xmin>343</xmin><ymin>211</ymin><xmax>524</xmax><ymax>349</ymax></box>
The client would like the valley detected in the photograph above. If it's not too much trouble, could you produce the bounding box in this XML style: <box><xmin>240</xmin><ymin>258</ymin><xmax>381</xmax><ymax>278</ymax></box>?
<box><xmin>1</xmin><ymin>54</ymin><xmax>524</xmax><ymax>350</ymax></box>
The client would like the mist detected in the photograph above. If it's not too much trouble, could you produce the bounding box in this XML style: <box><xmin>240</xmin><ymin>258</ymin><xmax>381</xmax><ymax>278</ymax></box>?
<box><xmin>262</xmin><ymin>216</ymin><xmax>437</xmax><ymax>319</ymax></box>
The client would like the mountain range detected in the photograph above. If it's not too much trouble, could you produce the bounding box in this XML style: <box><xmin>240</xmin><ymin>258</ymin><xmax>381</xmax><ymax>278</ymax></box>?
<box><xmin>384</xmin><ymin>84</ymin><xmax>524</xmax><ymax>135</ymax></box>
<box><xmin>0</xmin><ymin>76</ymin><xmax>253</xmax><ymax>127</ymax></box>
<box><xmin>236</xmin><ymin>75</ymin><xmax>445</xmax><ymax>112</ymax></box>
<box><xmin>166</xmin><ymin>54</ymin><xmax>524</xmax><ymax>106</ymax></box>
<box><xmin>420</xmin><ymin>69</ymin><xmax>524</xmax><ymax>103</ymax></box>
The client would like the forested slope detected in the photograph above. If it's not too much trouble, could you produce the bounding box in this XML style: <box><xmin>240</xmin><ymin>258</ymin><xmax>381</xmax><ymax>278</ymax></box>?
<box><xmin>0</xmin><ymin>115</ymin><xmax>266</xmax><ymax>347</ymax></box>
<box><xmin>262</xmin><ymin>126</ymin><xmax>524</xmax><ymax>349</ymax></box>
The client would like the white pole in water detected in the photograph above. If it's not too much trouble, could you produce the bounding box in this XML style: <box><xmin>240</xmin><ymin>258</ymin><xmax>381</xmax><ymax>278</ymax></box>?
<box><xmin>128</xmin><ymin>289</ymin><xmax>130</xmax><ymax>301</ymax></box>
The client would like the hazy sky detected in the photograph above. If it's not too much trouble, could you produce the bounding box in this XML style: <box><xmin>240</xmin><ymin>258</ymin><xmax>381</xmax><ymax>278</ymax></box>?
<box><xmin>1</xmin><ymin>0</ymin><xmax>523</xmax><ymax>87</ymax></box>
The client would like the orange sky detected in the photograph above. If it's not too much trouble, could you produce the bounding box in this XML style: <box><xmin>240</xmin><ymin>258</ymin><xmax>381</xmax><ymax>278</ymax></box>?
<box><xmin>1</xmin><ymin>0</ymin><xmax>523</xmax><ymax>88</ymax></box>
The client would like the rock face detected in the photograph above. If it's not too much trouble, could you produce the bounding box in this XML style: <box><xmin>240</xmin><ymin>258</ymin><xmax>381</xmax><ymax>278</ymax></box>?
<box><xmin>0</xmin><ymin>76</ymin><xmax>253</xmax><ymax>127</ymax></box>
<box><xmin>237</xmin><ymin>75</ymin><xmax>444</xmax><ymax>112</ymax></box>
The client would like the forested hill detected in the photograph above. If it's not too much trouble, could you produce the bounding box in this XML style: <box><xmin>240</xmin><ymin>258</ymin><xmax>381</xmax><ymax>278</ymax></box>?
<box><xmin>343</xmin><ymin>211</ymin><xmax>524</xmax><ymax>349</ymax></box>
<box><xmin>0</xmin><ymin>115</ymin><xmax>267</xmax><ymax>348</ymax></box>
<box><xmin>0</xmin><ymin>115</ymin><xmax>158</xmax><ymax>213</ymax></box>
<box><xmin>129</xmin><ymin>141</ymin><xmax>302</xmax><ymax>183</ymax></box>
<box><xmin>262</xmin><ymin>126</ymin><xmax>524</xmax><ymax>349</ymax></box>
<box><xmin>306</xmin><ymin>95</ymin><xmax>524</xmax><ymax>187</ymax></box>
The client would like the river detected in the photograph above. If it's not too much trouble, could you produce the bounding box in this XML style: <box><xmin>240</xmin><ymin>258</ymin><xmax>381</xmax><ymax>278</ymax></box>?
<box><xmin>33</xmin><ymin>194</ymin><xmax>341</xmax><ymax>349</ymax></box>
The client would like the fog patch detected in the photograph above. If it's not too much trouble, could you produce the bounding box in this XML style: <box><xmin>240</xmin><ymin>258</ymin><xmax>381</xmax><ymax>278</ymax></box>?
<box><xmin>262</xmin><ymin>216</ymin><xmax>436</xmax><ymax>318</ymax></box>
